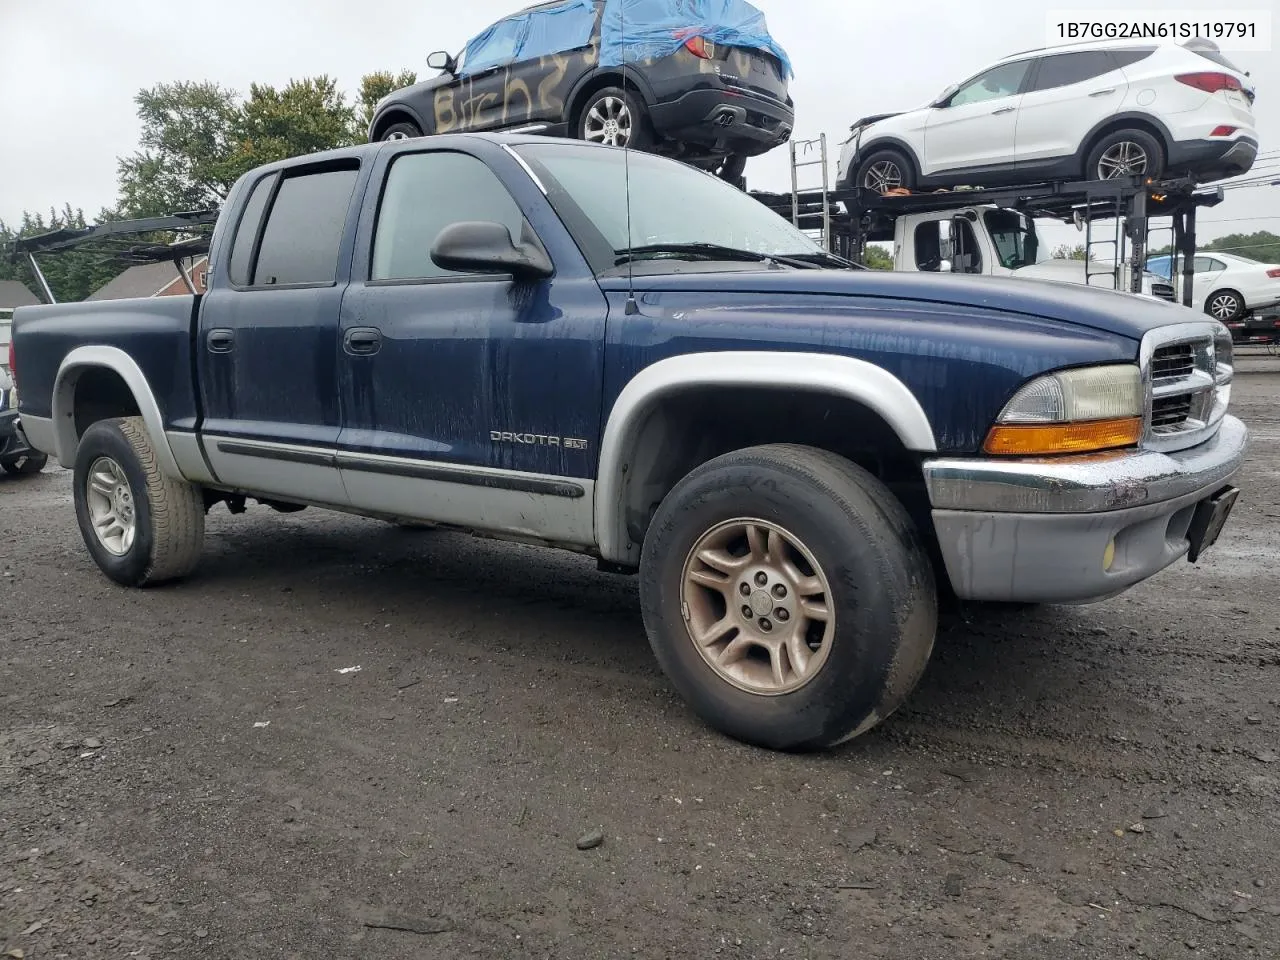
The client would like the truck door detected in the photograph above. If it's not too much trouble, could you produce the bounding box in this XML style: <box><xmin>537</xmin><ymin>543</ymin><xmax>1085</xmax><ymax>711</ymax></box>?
<box><xmin>197</xmin><ymin>158</ymin><xmax>368</xmax><ymax>505</ymax></box>
<box><xmin>333</xmin><ymin>141</ymin><xmax>605</xmax><ymax>547</ymax></box>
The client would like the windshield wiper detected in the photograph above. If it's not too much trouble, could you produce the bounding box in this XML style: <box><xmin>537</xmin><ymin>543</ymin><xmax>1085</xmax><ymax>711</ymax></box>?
<box><xmin>778</xmin><ymin>250</ymin><xmax>862</xmax><ymax>270</ymax></box>
<box><xmin>614</xmin><ymin>243</ymin><xmax>818</xmax><ymax>269</ymax></box>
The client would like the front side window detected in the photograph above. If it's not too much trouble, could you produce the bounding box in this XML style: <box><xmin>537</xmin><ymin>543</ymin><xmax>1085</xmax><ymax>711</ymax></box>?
<box><xmin>252</xmin><ymin>166</ymin><xmax>359</xmax><ymax>287</ymax></box>
<box><xmin>515</xmin><ymin>142</ymin><xmax>827</xmax><ymax>273</ymax></box>
<box><xmin>984</xmin><ymin>209</ymin><xmax>1039</xmax><ymax>270</ymax></box>
<box><xmin>914</xmin><ymin>221</ymin><xmax>945</xmax><ymax>272</ymax></box>
<box><xmin>1030</xmin><ymin>51</ymin><xmax>1117</xmax><ymax>91</ymax></box>
<box><xmin>948</xmin><ymin>60</ymin><xmax>1032</xmax><ymax>107</ymax></box>
<box><xmin>462</xmin><ymin>17</ymin><xmax>528</xmax><ymax>74</ymax></box>
<box><xmin>372</xmin><ymin>151</ymin><xmax>527</xmax><ymax>282</ymax></box>
<box><xmin>952</xmin><ymin>219</ymin><xmax>983</xmax><ymax>274</ymax></box>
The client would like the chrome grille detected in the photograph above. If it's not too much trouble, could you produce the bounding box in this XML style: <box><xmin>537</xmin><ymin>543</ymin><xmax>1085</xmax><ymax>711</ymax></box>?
<box><xmin>1141</xmin><ymin>322</ymin><xmax>1233</xmax><ymax>453</ymax></box>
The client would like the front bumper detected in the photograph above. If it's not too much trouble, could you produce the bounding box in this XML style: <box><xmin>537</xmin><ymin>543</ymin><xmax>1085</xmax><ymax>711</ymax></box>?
<box><xmin>923</xmin><ymin>415</ymin><xmax>1248</xmax><ymax>603</ymax></box>
<box><xmin>649</xmin><ymin>88</ymin><xmax>794</xmax><ymax>156</ymax></box>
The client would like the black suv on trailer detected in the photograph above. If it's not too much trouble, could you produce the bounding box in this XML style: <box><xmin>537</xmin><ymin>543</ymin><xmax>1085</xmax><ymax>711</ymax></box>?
<box><xmin>366</xmin><ymin>0</ymin><xmax>794</xmax><ymax>183</ymax></box>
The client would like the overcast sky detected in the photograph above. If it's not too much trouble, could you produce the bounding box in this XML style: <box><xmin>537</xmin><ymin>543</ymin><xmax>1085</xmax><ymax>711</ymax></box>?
<box><xmin>1</xmin><ymin>0</ymin><xmax>1276</xmax><ymax>255</ymax></box>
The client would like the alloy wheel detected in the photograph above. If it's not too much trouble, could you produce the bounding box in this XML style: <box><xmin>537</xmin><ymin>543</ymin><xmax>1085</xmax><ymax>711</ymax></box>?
<box><xmin>85</xmin><ymin>456</ymin><xmax>137</xmax><ymax>556</ymax></box>
<box><xmin>680</xmin><ymin>518</ymin><xmax>835</xmax><ymax>696</ymax></box>
<box><xmin>583</xmin><ymin>96</ymin><xmax>633</xmax><ymax>147</ymax></box>
<box><xmin>1097</xmin><ymin>141</ymin><xmax>1149</xmax><ymax>178</ymax></box>
<box><xmin>863</xmin><ymin>160</ymin><xmax>904</xmax><ymax>194</ymax></box>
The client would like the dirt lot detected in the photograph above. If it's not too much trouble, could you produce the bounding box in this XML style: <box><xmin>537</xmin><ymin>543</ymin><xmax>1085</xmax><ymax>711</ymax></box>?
<box><xmin>2</xmin><ymin>355</ymin><xmax>1278</xmax><ymax>960</ymax></box>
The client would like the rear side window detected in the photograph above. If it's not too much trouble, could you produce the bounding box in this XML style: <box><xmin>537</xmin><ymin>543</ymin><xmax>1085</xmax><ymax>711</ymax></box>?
<box><xmin>227</xmin><ymin>174</ymin><xmax>276</xmax><ymax>287</ymax></box>
<box><xmin>371</xmin><ymin>152</ymin><xmax>527</xmax><ymax>282</ymax></box>
<box><xmin>1110</xmin><ymin>47</ymin><xmax>1156</xmax><ymax>69</ymax></box>
<box><xmin>252</xmin><ymin>166</ymin><xmax>359</xmax><ymax>287</ymax></box>
<box><xmin>1030</xmin><ymin>51</ymin><xmax>1118</xmax><ymax>91</ymax></box>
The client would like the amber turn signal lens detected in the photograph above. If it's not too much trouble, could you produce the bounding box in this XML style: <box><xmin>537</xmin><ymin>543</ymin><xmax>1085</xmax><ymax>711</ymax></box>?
<box><xmin>983</xmin><ymin>417</ymin><xmax>1143</xmax><ymax>456</ymax></box>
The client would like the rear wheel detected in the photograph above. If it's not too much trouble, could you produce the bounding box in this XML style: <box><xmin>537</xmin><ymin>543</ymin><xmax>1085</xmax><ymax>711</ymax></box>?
<box><xmin>0</xmin><ymin>452</ymin><xmax>47</xmax><ymax>475</ymax></box>
<box><xmin>73</xmin><ymin>417</ymin><xmax>205</xmax><ymax>587</ymax></box>
<box><xmin>577</xmin><ymin>87</ymin><xmax>654</xmax><ymax>151</ymax></box>
<box><xmin>1205</xmin><ymin>289</ymin><xmax>1246</xmax><ymax>322</ymax></box>
<box><xmin>1086</xmin><ymin>128</ymin><xmax>1165</xmax><ymax>181</ymax></box>
<box><xmin>853</xmin><ymin>148</ymin><xmax>916</xmax><ymax>194</ymax></box>
<box><xmin>639</xmin><ymin>444</ymin><xmax>937</xmax><ymax>751</ymax></box>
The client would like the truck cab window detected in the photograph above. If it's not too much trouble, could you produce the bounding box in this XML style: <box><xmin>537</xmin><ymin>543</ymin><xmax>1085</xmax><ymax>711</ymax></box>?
<box><xmin>252</xmin><ymin>166</ymin><xmax>359</xmax><ymax>287</ymax></box>
<box><xmin>371</xmin><ymin>151</ymin><xmax>527</xmax><ymax>282</ymax></box>
<box><xmin>984</xmin><ymin>209</ymin><xmax>1039</xmax><ymax>270</ymax></box>
<box><xmin>913</xmin><ymin>221</ymin><xmax>944</xmax><ymax>272</ymax></box>
<box><xmin>951</xmin><ymin>219</ymin><xmax>982</xmax><ymax>274</ymax></box>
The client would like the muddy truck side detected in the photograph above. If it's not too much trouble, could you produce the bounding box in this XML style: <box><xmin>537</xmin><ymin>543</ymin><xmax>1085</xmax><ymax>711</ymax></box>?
<box><xmin>10</xmin><ymin>133</ymin><xmax>1248</xmax><ymax>751</ymax></box>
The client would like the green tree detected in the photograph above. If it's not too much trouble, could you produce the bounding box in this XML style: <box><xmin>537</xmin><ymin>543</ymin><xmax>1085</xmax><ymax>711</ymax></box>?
<box><xmin>862</xmin><ymin>245</ymin><xmax>894</xmax><ymax>270</ymax></box>
<box><xmin>117</xmin><ymin>81</ymin><xmax>240</xmax><ymax>217</ymax></box>
<box><xmin>358</xmin><ymin>70</ymin><xmax>418</xmax><ymax>132</ymax></box>
<box><xmin>221</xmin><ymin>76</ymin><xmax>361</xmax><ymax>182</ymax></box>
<box><xmin>1052</xmin><ymin>243</ymin><xmax>1092</xmax><ymax>261</ymax></box>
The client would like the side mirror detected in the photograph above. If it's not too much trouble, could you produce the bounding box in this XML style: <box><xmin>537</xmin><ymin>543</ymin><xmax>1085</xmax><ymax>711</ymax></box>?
<box><xmin>430</xmin><ymin>221</ymin><xmax>554</xmax><ymax>280</ymax></box>
<box><xmin>427</xmin><ymin>51</ymin><xmax>456</xmax><ymax>74</ymax></box>
<box><xmin>932</xmin><ymin>83</ymin><xmax>959</xmax><ymax>107</ymax></box>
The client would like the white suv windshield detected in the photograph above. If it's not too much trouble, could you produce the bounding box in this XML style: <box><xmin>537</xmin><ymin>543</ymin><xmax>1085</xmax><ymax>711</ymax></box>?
<box><xmin>515</xmin><ymin>142</ymin><xmax>828</xmax><ymax>272</ymax></box>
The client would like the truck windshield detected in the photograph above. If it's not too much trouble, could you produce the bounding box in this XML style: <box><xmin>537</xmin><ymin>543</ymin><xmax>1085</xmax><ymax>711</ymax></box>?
<box><xmin>515</xmin><ymin>142</ymin><xmax>830</xmax><ymax>273</ymax></box>
<box><xmin>984</xmin><ymin>209</ymin><xmax>1039</xmax><ymax>270</ymax></box>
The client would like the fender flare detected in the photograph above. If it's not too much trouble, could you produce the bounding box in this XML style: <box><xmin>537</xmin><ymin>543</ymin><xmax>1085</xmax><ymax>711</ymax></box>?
<box><xmin>368</xmin><ymin>102</ymin><xmax>430</xmax><ymax>141</ymax></box>
<box><xmin>52</xmin><ymin>345</ymin><xmax>183</xmax><ymax>478</ymax></box>
<box><xmin>593</xmin><ymin>351</ymin><xmax>938</xmax><ymax>564</ymax></box>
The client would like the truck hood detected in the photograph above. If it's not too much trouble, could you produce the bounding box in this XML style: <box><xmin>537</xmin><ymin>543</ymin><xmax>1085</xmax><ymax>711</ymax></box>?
<box><xmin>607</xmin><ymin>268</ymin><xmax>1192</xmax><ymax>341</ymax></box>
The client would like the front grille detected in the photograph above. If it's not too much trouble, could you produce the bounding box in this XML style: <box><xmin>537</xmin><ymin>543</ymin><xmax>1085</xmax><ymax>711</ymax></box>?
<box><xmin>1141</xmin><ymin>324</ymin><xmax>1232</xmax><ymax>453</ymax></box>
<box><xmin>1151</xmin><ymin>343</ymin><xmax>1195</xmax><ymax>385</ymax></box>
<box><xmin>1151</xmin><ymin>282</ymin><xmax>1176</xmax><ymax>303</ymax></box>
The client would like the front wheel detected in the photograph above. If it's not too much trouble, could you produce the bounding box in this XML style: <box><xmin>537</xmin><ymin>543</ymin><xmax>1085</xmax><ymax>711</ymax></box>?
<box><xmin>853</xmin><ymin>148</ymin><xmax>916</xmax><ymax>194</ymax></box>
<box><xmin>73</xmin><ymin>417</ymin><xmax>205</xmax><ymax>587</ymax></box>
<box><xmin>0</xmin><ymin>452</ymin><xmax>47</xmax><ymax>475</ymax></box>
<box><xmin>639</xmin><ymin>444</ymin><xmax>938</xmax><ymax>752</ymax></box>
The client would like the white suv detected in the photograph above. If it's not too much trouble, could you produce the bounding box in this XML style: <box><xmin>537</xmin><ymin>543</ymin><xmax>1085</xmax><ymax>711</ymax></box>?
<box><xmin>837</xmin><ymin>39</ymin><xmax>1257</xmax><ymax>193</ymax></box>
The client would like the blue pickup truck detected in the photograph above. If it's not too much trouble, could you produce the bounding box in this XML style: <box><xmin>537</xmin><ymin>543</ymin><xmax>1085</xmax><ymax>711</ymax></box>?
<box><xmin>10</xmin><ymin>134</ymin><xmax>1247</xmax><ymax>751</ymax></box>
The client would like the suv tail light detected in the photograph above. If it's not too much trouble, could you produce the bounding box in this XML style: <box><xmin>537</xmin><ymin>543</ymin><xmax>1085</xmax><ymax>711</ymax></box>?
<box><xmin>1175</xmin><ymin>72</ymin><xmax>1243</xmax><ymax>94</ymax></box>
<box><xmin>684</xmin><ymin>37</ymin><xmax>716</xmax><ymax>59</ymax></box>
<box><xmin>1267</xmin><ymin>268</ymin><xmax>1280</xmax><ymax>279</ymax></box>
<box><xmin>1209</xmin><ymin>125</ymin><xmax>1237</xmax><ymax>137</ymax></box>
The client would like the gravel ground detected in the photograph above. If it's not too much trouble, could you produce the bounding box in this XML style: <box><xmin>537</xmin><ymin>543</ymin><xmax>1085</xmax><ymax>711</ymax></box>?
<box><xmin>1</xmin><ymin>354</ymin><xmax>1278</xmax><ymax>959</ymax></box>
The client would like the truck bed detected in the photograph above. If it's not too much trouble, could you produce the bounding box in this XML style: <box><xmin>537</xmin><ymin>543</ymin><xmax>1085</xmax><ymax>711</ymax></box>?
<box><xmin>14</xmin><ymin>295</ymin><xmax>201</xmax><ymax>430</ymax></box>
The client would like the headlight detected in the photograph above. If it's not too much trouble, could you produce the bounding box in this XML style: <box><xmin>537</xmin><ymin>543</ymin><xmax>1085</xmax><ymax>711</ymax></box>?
<box><xmin>984</xmin><ymin>364</ymin><xmax>1142</xmax><ymax>456</ymax></box>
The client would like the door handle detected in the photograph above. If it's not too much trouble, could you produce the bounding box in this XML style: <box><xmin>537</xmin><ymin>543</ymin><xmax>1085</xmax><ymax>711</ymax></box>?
<box><xmin>207</xmin><ymin>329</ymin><xmax>235</xmax><ymax>354</ymax></box>
<box><xmin>991</xmin><ymin>106</ymin><xmax>1015</xmax><ymax>115</ymax></box>
<box><xmin>1089</xmin><ymin>88</ymin><xmax>1116</xmax><ymax>97</ymax></box>
<box><xmin>343</xmin><ymin>327</ymin><xmax>382</xmax><ymax>357</ymax></box>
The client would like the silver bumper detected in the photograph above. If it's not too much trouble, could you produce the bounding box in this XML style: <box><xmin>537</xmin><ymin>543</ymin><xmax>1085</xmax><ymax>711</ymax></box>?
<box><xmin>923</xmin><ymin>416</ymin><xmax>1248</xmax><ymax>603</ymax></box>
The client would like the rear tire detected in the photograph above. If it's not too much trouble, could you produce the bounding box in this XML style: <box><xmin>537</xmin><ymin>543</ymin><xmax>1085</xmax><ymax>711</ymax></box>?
<box><xmin>1086</xmin><ymin>128</ymin><xmax>1165</xmax><ymax>181</ymax></box>
<box><xmin>0</xmin><ymin>452</ymin><xmax>47</xmax><ymax>475</ymax></box>
<box><xmin>577</xmin><ymin>87</ymin><xmax>655</xmax><ymax>151</ymax></box>
<box><xmin>852</xmin><ymin>148</ymin><xmax>916</xmax><ymax>194</ymax></box>
<box><xmin>73</xmin><ymin>417</ymin><xmax>205</xmax><ymax>587</ymax></box>
<box><xmin>639</xmin><ymin>444</ymin><xmax>937</xmax><ymax>752</ymax></box>
<box><xmin>1205</xmin><ymin>289</ymin><xmax>1246</xmax><ymax>322</ymax></box>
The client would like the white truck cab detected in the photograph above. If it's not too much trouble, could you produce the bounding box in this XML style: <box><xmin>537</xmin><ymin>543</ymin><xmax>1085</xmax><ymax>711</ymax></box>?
<box><xmin>887</xmin><ymin>205</ymin><xmax>1172</xmax><ymax>299</ymax></box>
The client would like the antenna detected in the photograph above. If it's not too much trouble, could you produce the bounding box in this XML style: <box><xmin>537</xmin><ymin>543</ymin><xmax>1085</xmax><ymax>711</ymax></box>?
<box><xmin>621</xmin><ymin>0</ymin><xmax>639</xmax><ymax>315</ymax></box>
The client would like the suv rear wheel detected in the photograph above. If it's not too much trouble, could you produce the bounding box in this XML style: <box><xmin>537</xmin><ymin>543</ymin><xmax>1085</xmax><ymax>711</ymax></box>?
<box><xmin>578</xmin><ymin>87</ymin><xmax>654</xmax><ymax>151</ymax></box>
<box><xmin>381</xmin><ymin>121</ymin><xmax>423</xmax><ymax>141</ymax></box>
<box><xmin>639</xmin><ymin>444</ymin><xmax>937</xmax><ymax>751</ymax></box>
<box><xmin>1087</xmin><ymin>128</ymin><xmax>1165</xmax><ymax>181</ymax></box>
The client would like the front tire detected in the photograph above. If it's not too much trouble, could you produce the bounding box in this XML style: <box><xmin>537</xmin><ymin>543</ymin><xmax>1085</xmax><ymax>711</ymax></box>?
<box><xmin>380</xmin><ymin>121</ymin><xmax>422</xmax><ymax>142</ymax></box>
<box><xmin>73</xmin><ymin>417</ymin><xmax>205</xmax><ymax>587</ymax></box>
<box><xmin>1205</xmin><ymin>289</ymin><xmax>1246</xmax><ymax>322</ymax></box>
<box><xmin>852</xmin><ymin>148</ymin><xmax>916</xmax><ymax>194</ymax></box>
<box><xmin>639</xmin><ymin>444</ymin><xmax>937</xmax><ymax>752</ymax></box>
